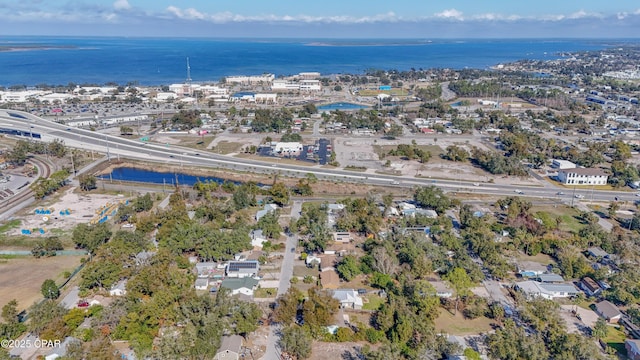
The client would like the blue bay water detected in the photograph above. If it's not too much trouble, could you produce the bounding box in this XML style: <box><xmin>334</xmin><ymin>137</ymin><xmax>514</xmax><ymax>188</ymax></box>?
<box><xmin>0</xmin><ymin>37</ymin><xmax>626</xmax><ymax>87</ymax></box>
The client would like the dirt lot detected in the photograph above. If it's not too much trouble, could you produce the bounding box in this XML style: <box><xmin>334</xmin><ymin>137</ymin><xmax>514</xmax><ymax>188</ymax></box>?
<box><xmin>0</xmin><ymin>255</ymin><xmax>84</xmax><ymax>311</ymax></box>
<box><xmin>309</xmin><ymin>341</ymin><xmax>366</xmax><ymax>360</ymax></box>
<box><xmin>9</xmin><ymin>187</ymin><xmax>128</xmax><ymax>237</ymax></box>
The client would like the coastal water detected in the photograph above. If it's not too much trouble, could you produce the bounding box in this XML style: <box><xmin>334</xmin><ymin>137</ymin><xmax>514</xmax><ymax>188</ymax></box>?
<box><xmin>99</xmin><ymin>167</ymin><xmax>239</xmax><ymax>186</ymax></box>
<box><xmin>0</xmin><ymin>37</ymin><xmax>622</xmax><ymax>87</ymax></box>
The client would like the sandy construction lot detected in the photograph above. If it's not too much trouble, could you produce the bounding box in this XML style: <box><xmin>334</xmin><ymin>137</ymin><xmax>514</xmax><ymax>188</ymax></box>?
<box><xmin>0</xmin><ymin>255</ymin><xmax>84</xmax><ymax>311</ymax></box>
<box><xmin>11</xmin><ymin>188</ymin><xmax>128</xmax><ymax>237</ymax></box>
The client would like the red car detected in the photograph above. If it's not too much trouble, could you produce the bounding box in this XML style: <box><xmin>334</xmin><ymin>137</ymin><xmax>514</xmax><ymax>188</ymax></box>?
<box><xmin>77</xmin><ymin>300</ymin><xmax>89</xmax><ymax>308</ymax></box>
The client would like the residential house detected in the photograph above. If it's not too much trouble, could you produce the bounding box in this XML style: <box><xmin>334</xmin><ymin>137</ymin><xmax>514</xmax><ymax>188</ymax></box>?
<box><xmin>333</xmin><ymin>289</ymin><xmax>364</xmax><ymax>310</ymax></box>
<box><xmin>305</xmin><ymin>255</ymin><xmax>321</xmax><ymax>268</ymax></box>
<box><xmin>214</xmin><ymin>335</ymin><xmax>243</xmax><ymax>360</ymax></box>
<box><xmin>195</xmin><ymin>262</ymin><xmax>217</xmax><ymax>277</ymax></box>
<box><xmin>255</xmin><ymin>204</ymin><xmax>278</xmax><ymax>221</ymax></box>
<box><xmin>579</xmin><ymin>277</ymin><xmax>603</xmax><ymax>297</ymax></box>
<box><xmin>430</xmin><ymin>281</ymin><xmax>453</xmax><ymax>298</ymax></box>
<box><xmin>320</xmin><ymin>255</ymin><xmax>337</xmax><ymax>271</ymax></box>
<box><xmin>626</xmin><ymin>339</ymin><xmax>640</xmax><ymax>360</ymax></box>
<box><xmin>517</xmin><ymin>261</ymin><xmax>548</xmax><ymax>277</ymax></box>
<box><xmin>586</xmin><ymin>246</ymin><xmax>609</xmax><ymax>259</ymax></box>
<box><xmin>320</xmin><ymin>269</ymin><xmax>340</xmax><ymax>289</ymax></box>
<box><xmin>415</xmin><ymin>209</ymin><xmax>438</xmax><ymax>218</ymax></box>
<box><xmin>109</xmin><ymin>279</ymin><xmax>127</xmax><ymax>297</ymax></box>
<box><xmin>515</xmin><ymin>281</ymin><xmax>579</xmax><ymax>300</ymax></box>
<box><xmin>399</xmin><ymin>202</ymin><xmax>417</xmax><ymax>217</ymax></box>
<box><xmin>536</xmin><ymin>274</ymin><xmax>565</xmax><ymax>283</ymax></box>
<box><xmin>557</xmin><ymin>168</ymin><xmax>608</xmax><ymax>186</ymax></box>
<box><xmin>220</xmin><ymin>277</ymin><xmax>260</xmax><ymax>297</ymax></box>
<box><xmin>195</xmin><ymin>278</ymin><xmax>209</xmax><ymax>291</ymax></box>
<box><xmin>226</xmin><ymin>260</ymin><xmax>260</xmax><ymax>278</ymax></box>
<box><xmin>333</xmin><ymin>232</ymin><xmax>352</xmax><ymax>244</ymax></box>
<box><xmin>44</xmin><ymin>337</ymin><xmax>80</xmax><ymax>360</ymax></box>
<box><xmin>594</xmin><ymin>300</ymin><xmax>622</xmax><ymax>323</ymax></box>
<box><xmin>250</xmin><ymin>229</ymin><xmax>268</xmax><ymax>248</ymax></box>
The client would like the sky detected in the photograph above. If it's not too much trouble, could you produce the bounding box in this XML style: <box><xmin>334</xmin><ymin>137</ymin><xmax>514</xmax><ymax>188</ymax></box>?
<box><xmin>1</xmin><ymin>0</ymin><xmax>640</xmax><ymax>38</ymax></box>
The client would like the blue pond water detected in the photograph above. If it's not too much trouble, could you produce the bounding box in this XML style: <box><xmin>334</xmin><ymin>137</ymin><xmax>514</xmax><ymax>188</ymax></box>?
<box><xmin>317</xmin><ymin>102</ymin><xmax>370</xmax><ymax>111</ymax></box>
<box><xmin>99</xmin><ymin>167</ymin><xmax>239</xmax><ymax>186</ymax></box>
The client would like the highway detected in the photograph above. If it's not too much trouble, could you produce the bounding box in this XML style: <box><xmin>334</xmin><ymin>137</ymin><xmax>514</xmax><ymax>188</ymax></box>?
<box><xmin>0</xmin><ymin>109</ymin><xmax>634</xmax><ymax>204</ymax></box>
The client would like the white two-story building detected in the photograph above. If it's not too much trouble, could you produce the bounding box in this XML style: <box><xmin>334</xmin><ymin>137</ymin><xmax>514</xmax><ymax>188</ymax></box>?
<box><xmin>557</xmin><ymin>168</ymin><xmax>608</xmax><ymax>186</ymax></box>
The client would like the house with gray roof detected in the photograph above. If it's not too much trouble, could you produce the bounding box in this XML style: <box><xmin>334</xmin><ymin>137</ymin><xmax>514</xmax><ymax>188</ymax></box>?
<box><xmin>595</xmin><ymin>300</ymin><xmax>622</xmax><ymax>323</ymax></box>
<box><xmin>255</xmin><ymin>203</ymin><xmax>277</xmax><ymax>221</ymax></box>
<box><xmin>214</xmin><ymin>335</ymin><xmax>243</xmax><ymax>360</ymax></box>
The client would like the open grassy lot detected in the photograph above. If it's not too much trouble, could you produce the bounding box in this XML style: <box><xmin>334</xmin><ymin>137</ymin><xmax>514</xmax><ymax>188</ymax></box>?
<box><xmin>0</xmin><ymin>255</ymin><xmax>84</xmax><ymax>311</ymax></box>
<box><xmin>165</xmin><ymin>135</ymin><xmax>215</xmax><ymax>149</ymax></box>
<box><xmin>434</xmin><ymin>308</ymin><xmax>494</xmax><ymax>335</ymax></box>
<box><xmin>358</xmin><ymin>88</ymin><xmax>409</xmax><ymax>96</ymax></box>
<box><xmin>212</xmin><ymin>140</ymin><xmax>244</xmax><ymax>154</ymax></box>
<box><xmin>363</xmin><ymin>294</ymin><xmax>385</xmax><ymax>311</ymax></box>
<box><xmin>602</xmin><ymin>325</ymin><xmax>627</xmax><ymax>357</ymax></box>
<box><xmin>531</xmin><ymin>204</ymin><xmax>586</xmax><ymax>233</ymax></box>
<box><xmin>515</xmin><ymin>252</ymin><xmax>557</xmax><ymax>266</ymax></box>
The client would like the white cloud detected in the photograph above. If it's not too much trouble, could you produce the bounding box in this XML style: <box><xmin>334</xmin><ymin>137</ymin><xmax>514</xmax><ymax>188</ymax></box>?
<box><xmin>113</xmin><ymin>0</ymin><xmax>131</xmax><ymax>11</ymax></box>
<box><xmin>434</xmin><ymin>9</ymin><xmax>464</xmax><ymax>20</ymax></box>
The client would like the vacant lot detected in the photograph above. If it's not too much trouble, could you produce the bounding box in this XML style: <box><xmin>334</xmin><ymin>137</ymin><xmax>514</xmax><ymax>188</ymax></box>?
<box><xmin>434</xmin><ymin>308</ymin><xmax>494</xmax><ymax>335</ymax></box>
<box><xmin>0</xmin><ymin>255</ymin><xmax>84</xmax><ymax>311</ymax></box>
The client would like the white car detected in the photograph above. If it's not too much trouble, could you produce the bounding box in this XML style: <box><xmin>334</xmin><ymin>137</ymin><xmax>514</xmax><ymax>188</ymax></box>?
<box><xmin>575</xmin><ymin>194</ymin><xmax>584</xmax><ymax>199</ymax></box>
<box><xmin>514</xmin><ymin>189</ymin><xmax>523</xmax><ymax>194</ymax></box>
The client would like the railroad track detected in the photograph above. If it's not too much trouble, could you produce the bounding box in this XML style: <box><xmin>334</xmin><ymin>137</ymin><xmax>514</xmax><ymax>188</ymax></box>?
<box><xmin>0</xmin><ymin>156</ymin><xmax>53</xmax><ymax>217</ymax></box>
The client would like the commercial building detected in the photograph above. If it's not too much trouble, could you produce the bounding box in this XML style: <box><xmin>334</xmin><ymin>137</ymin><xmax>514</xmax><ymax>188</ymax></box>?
<box><xmin>557</xmin><ymin>168</ymin><xmax>608</xmax><ymax>186</ymax></box>
<box><xmin>551</xmin><ymin>159</ymin><xmax>577</xmax><ymax>170</ymax></box>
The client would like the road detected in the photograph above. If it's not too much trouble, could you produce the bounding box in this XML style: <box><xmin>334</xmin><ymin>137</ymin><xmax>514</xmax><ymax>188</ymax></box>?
<box><xmin>0</xmin><ymin>109</ymin><xmax>636</xmax><ymax>204</ymax></box>
<box><xmin>262</xmin><ymin>200</ymin><xmax>302</xmax><ymax>360</ymax></box>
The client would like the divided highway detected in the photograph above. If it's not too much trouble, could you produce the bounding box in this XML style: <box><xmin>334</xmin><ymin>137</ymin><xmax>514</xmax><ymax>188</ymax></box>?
<box><xmin>0</xmin><ymin>109</ymin><xmax>633</xmax><ymax>204</ymax></box>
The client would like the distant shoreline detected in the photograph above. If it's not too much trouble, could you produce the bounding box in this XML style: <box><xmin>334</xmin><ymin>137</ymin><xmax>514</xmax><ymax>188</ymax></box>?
<box><xmin>0</xmin><ymin>45</ymin><xmax>76</xmax><ymax>52</ymax></box>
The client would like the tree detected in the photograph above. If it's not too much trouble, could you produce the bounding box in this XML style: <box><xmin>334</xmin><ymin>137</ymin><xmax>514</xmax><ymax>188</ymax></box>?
<box><xmin>41</xmin><ymin>279</ymin><xmax>60</xmax><ymax>299</ymax></box>
<box><xmin>280</xmin><ymin>325</ymin><xmax>312</xmax><ymax>359</ymax></box>
<box><xmin>79</xmin><ymin>174</ymin><xmax>97</xmax><ymax>191</ymax></box>
<box><xmin>592</xmin><ymin>317</ymin><xmax>608</xmax><ymax>340</ymax></box>
<box><xmin>414</xmin><ymin>186</ymin><xmax>452</xmax><ymax>213</ymax></box>
<box><xmin>385</xmin><ymin>124</ymin><xmax>403</xmax><ymax>139</ymax></box>
<box><xmin>257</xmin><ymin>211</ymin><xmax>282</xmax><ymax>239</ymax></box>
<box><xmin>269</xmin><ymin>182</ymin><xmax>290</xmax><ymax>206</ymax></box>
<box><xmin>336</xmin><ymin>255</ymin><xmax>361</xmax><ymax>281</ymax></box>
<box><xmin>273</xmin><ymin>287</ymin><xmax>303</xmax><ymax>325</ymax></box>
<box><xmin>444</xmin><ymin>267</ymin><xmax>473</xmax><ymax>314</ymax></box>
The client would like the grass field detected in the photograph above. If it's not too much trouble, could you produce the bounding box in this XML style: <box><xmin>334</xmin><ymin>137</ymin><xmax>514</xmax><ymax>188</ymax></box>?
<box><xmin>0</xmin><ymin>255</ymin><xmax>84</xmax><ymax>311</ymax></box>
<box><xmin>363</xmin><ymin>294</ymin><xmax>385</xmax><ymax>311</ymax></box>
<box><xmin>531</xmin><ymin>204</ymin><xmax>585</xmax><ymax>233</ymax></box>
<box><xmin>254</xmin><ymin>288</ymin><xmax>277</xmax><ymax>298</ymax></box>
<box><xmin>434</xmin><ymin>308</ymin><xmax>494</xmax><ymax>335</ymax></box>
<box><xmin>602</xmin><ymin>325</ymin><xmax>627</xmax><ymax>357</ymax></box>
<box><xmin>213</xmin><ymin>140</ymin><xmax>244</xmax><ymax>154</ymax></box>
<box><xmin>358</xmin><ymin>88</ymin><xmax>409</xmax><ymax>96</ymax></box>
<box><xmin>168</xmin><ymin>135</ymin><xmax>215</xmax><ymax>149</ymax></box>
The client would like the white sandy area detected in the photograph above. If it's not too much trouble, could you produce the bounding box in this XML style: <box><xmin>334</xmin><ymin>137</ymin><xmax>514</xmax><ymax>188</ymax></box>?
<box><xmin>12</xmin><ymin>187</ymin><xmax>129</xmax><ymax>236</ymax></box>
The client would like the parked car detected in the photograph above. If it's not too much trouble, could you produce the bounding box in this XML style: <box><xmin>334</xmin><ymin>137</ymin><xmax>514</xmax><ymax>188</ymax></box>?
<box><xmin>77</xmin><ymin>300</ymin><xmax>89</xmax><ymax>308</ymax></box>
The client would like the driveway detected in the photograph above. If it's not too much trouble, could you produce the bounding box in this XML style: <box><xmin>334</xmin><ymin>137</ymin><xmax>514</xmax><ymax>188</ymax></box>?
<box><xmin>262</xmin><ymin>201</ymin><xmax>302</xmax><ymax>360</ymax></box>
<box><xmin>60</xmin><ymin>286</ymin><xmax>80</xmax><ymax>309</ymax></box>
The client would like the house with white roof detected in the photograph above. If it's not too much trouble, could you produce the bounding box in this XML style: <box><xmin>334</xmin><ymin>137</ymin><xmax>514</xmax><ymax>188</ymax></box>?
<box><xmin>109</xmin><ymin>279</ymin><xmax>127</xmax><ymax>297</ymax></box>
<box><xmin>515</xmin><ymin>280</ymin><xmax>578</xmax><ymax>300</ymax></box>
<box><xmin>333</xmin><ymin>289</ymin><xmax>364</xmax><ymax>310</ymax></box>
